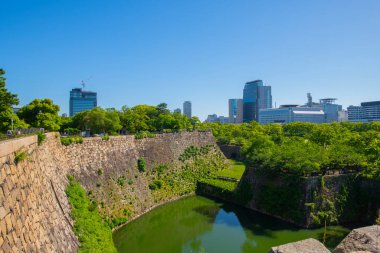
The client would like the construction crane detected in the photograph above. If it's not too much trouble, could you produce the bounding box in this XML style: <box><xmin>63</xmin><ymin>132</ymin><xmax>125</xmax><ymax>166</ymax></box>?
<box><xmin>80</xmin><ymin>76</ymin><xmax>92</xmax><ymax>89</ymax></box>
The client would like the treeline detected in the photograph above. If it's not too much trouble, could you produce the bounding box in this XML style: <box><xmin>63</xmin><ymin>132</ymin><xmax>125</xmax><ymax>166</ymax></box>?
<box><xmin>0</xmin><ymin>69</ymin><xmax>199</xmax><ymax>135</ymax></box>
<box><xmin>199</xmin><ymin>122</ymin><xmax>380</xmax><ymax>180</ymax></box>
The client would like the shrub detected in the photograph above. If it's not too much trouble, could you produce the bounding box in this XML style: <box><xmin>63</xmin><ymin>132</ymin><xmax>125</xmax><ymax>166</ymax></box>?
<box><xmin>65</xmin><ymin>176</ymin><xmax>117</xmax><ymax>253</ymax></box>
<box><xmin>37</xmin><ymin>132</ymin><xmax>46</xmax><ymax>146</ymax></box>
<box><xmin>137</xmin><ymin>157</ymin><xmax>146</xmax><ymax>172</ymax></box>
<box><xmin>97</xmin><ymin>168</ymin><xmax>103</xmax><ymax>176</ymax></box>
<box><xmin>14</xmin><ymin>151</ymin><xmax>27</xmax><ymax>165</ymax></box>
<box><xmin>134</xmin><ymin>131</ymin><xmax>157</xmax><ymax>139</ymax></box>
<box><xmin>149</xmin><ymin>180</ymin><xmax>163</xmax><ymax>190</ymax></box>
<box><xmin>101</xmin><ymin>135</ymin><xmax>110</xmax><ymax>141</ymax></box>
<box><xmin>105</xmin><ymin>217</ymin><xmax>128</xmax><ymax>229</ymax></box>
<box><xmin>60</xmin><ymin>136</ymin><xmax>83</xmax><ymax>146</ymax></box>
<box><xmin>117</xmin><ymin>176</ymin><xmax>126</xmax><ymax>187</ymax></box>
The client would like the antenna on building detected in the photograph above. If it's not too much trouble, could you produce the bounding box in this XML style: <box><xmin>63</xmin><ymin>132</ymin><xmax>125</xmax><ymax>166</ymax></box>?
<box><xmin>80</xmin><ymin>76</ymin><xmax>92</xmax><ymax>90</ymax></box>
<box><xmin>307</xmin><ymin>93</ymin><xmax>312</xmax><ymax>107</ymax></box>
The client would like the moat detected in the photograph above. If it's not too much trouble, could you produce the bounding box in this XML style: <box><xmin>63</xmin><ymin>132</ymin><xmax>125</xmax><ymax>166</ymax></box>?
<box><xmin>113</xmin><ymin>196</ymin><xmax>350</xmax><ymax>253</ymax></box>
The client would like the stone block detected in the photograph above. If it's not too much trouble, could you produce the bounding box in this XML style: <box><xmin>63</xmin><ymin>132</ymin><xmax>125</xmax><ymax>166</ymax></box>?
<box><xmin>333</xmin><ymin>225</ymin><xmax>380</xmax><ymax>253</ymax></box>
<box><xmin>268</xmin><ymin>238</ymin><xmax>330</xmax><ymax>253</ymax></box>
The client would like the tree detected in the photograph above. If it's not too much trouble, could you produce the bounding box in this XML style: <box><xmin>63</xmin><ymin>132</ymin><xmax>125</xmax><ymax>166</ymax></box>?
<box><xmin>0</xmin><ymin>69</ymin><xmax>27</xmax><ymax>132</ymax></box>
<box><xmin>73</xmin><ymin>107</ymin><xmax>122</xmax><ymax>134</ymax></box>
<box><xmin>17</xmin><ymin>99</ymin><xmax>60</xmax><ymax>131</ymax></box>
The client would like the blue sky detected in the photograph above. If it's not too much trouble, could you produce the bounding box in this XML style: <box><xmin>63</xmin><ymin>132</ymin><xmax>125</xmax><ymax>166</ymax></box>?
<box><xmin>1</xmin><ymin>0</ymin><xmax>380</xmax><ymax>120</ymax></box>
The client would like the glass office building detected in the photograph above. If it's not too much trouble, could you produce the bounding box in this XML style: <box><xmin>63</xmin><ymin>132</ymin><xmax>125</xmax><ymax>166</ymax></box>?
<box><xmin>69</xmin><ymin>88</ymin><xmax>97</xmax><ymax>116</ymax></box>
<box><xmin>228</xmin><ymin>99</ymin><xmax>243</xmax><ymax>123</ymax></box>
<box><xmin>361</xmin><ymin>101</ymin><xmax>380</xmax><ymax>122</ymax></box>
<box><xmin>243</xmin><ymin>80</ymin><xmax>272</xmax><ymax>122</ymax></box>
<box><xmin>183</xmin><ymin>101</ymin><xmax>192</xmax><ymax>118</ymax></box>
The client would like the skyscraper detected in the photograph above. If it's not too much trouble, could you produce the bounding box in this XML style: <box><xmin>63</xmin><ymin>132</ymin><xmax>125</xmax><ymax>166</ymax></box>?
<box><xmin>183</xmin><ymin>101</ymin><xmax>192</xmax><ymax>118</ymax></box>
<box><xmin>69</xmin><ymin>88</ymin><xmax>97</xmax><ymax>116</ymax></box>
<box><xmin>243</xmin><ymin>80</ymin><xmax>272</xmax><ymax>122</ymax></box>
<box><xmin>228</xmin><ymin>99</ymin><xmax>243</xmax><ymax>123</ymax></box>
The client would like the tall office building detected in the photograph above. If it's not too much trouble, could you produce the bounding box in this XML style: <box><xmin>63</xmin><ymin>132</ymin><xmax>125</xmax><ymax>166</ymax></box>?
<box><xmin>183</xmin><ymin>101</ymin><xmax>192</xmax><ymax>118</ymax></box>
<box><xmin>243</xmin><ymin>80</ymin><xmax>272</xmax><ymax>122</ymax></box>
<box><xmin>348</xmin><ymin>105</ymin><xmax>366</xmax><ymax>122</ymax></box>
<box><xmin>173</xmin><ymin>108</ymin><xmax>181</xmax><ymax>114</ymax></box>
<box><xmin>69</xmin><ymin>88</ymin><xmax>97</xmax><ymax>116</ymax></box>
<box><xmin>362</xmin><ymin>101</ymin><xmax>380</xmax><ymax>122</ymax></box>
<box><xmin>228</xmin><ymin>99</ymin><xmax>243</xmax><ymax>123</ymax></box>
<box><xmin>319</xmin><ymin>98</ymin><xmax>342</xmax><ymax>123</ymax></box>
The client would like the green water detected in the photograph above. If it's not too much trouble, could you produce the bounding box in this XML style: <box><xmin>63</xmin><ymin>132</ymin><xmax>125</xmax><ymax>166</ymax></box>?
<box><xmin>113</xmin><ymin>196</ymin><xmax>349</xmax><ymax>253</ymax></box>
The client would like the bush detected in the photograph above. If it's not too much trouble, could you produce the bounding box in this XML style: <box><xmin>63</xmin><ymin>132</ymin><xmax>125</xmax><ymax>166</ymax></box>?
<box><xmin>65</xmin><ymin>176</ymin><xmax>117</xmax><ymax>253</ymax></box>
<box><xmin>117</xmin><ymin>176</ymin><xmax>126</xmax><ymax>187</ymax></box>
<box><xmin>97</xmin><ymin>168</ymin><xmax>103</xmax><ymax>176</ymax></box>
<box><xmin>149</xmin><ymin>180</ymin><xmax>163</xmax><ymax>190</ymax></box>
<box><xmin>134</xmin><ymin>131</ymin><xmax>157</xmax><ymax>139</ymax></box>
<box><xmin>14</xmin><ymin>150</ymin><xmax>27</xmax><ymax>165</ymax></box>
<box><xmin>137</xmin><ymin>157</ymin><xmax>146</xmax><ymax>172</ymax></box>
<box><xmin>37</xmin><ymin>132</ymin><xmax>46</xmax><ymax>146</ymax></box>
<box><xmin>101</xmin><ymin>135</ymin><xmax>110</xmax><ymax>141</ymax></box>
<box><xmin>105</xmin><ymin>217</ymin><xmax>128</xmax><ymax>229</ymax></box>
<box><xmin>60</xmin><ymin>136</ymin><xmax>83</xmax><ymax>146</ymax></box>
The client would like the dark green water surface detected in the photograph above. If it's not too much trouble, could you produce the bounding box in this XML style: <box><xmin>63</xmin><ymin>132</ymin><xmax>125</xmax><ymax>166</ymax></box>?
<box><xmin>113</xmin><ymin>196</ymin><xmax>349</xmax><ymax>253</ymax></box>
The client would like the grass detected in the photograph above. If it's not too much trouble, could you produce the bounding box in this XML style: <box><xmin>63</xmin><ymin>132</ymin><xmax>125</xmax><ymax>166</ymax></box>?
<box><xmin>199</xmin><ymin>178</ymin><xmax>238</xmax><ymax>192</ymax></box>
<box><xmin>65</xmin><ymin>176</ymin><xmax>117</xmax><ymax>253</ymax></box>
<box><xmin>37</xmin><ymin>132</ymin><xmax>46</xmax><ymax>145</ymax></box>
<box><xmin>213</xmin><ymin>159</ymin><xmax>246</xmax><ymax>180</ymax></box>
<box><xmin>14</xmin><ymin>150</ymin><xmax>28</xmax><ymax>165</ymax></box>
<box><xmin>60</xmin><ymin>136</ymin><xmax>83</xmax><ymax>146</ymax></box>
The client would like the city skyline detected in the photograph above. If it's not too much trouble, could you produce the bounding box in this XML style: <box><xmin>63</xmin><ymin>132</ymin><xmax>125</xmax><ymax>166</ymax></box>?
<box><xmin>1</xmin><ymin>1</ymin><xmax>380</xmax><ymax>120</ymax></box>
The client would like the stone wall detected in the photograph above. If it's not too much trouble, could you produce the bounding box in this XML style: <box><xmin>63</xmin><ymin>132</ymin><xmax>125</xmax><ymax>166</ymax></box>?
<box><xmin>0</xmin><ymin>133</ymin><xmax>79</xmax><ymax>252</ymax></box>
<box><xmin>61</xmin><ymin>131</ymin><xmax>221</xmax><ymax>220</ymax></box>
<box><xmin>0</xmin><ymin>131</ymin><xmax>220</xmax><ymax>252</ymax></box>
<box><xmin>238</xmin><ymin>166</ymin><xmax>380</xmax><ymax>228</ymax></box>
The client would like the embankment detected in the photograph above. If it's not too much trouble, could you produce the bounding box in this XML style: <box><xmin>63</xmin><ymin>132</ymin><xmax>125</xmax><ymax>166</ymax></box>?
<box><xmin>0</xmin><ymin>131</ymin><xmax>225</xmax><ymax>252</ymax></box>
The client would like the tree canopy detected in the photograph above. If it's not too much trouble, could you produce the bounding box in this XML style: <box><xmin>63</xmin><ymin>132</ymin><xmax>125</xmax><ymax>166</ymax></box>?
<box><xmin>17</xmin><ymin>98</ymin><xmax>60</xmax><ymax>131</ymax></box>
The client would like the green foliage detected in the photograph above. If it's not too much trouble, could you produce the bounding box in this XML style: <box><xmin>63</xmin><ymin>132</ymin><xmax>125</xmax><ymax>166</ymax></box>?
<box><xmin>376</xmin><ymin>216</ymin><xmax>380</xmax><ymax>225</ymax></box>
<box><xmin>134</xmin><ymin>131</ymin><xmax>157</xmax><ymax>139</ymax></box>
<box><xmin>105</xmin><ymin>217</ymin><xmax>129</xmax><ymax>229</ymax></box>
<box><xmin>73</xmin><ymin>107</ymin><xmax>122</xmax><ymax>134</ymax></box>
<box><xmin>63</xmin><ymin>127</ymin><xmax>81</xmax><ymax>134</ymax></box>
<box><xmin>101</xmin><ymin>135</ymin><xmax>110</xmax><ymax>141</ymax></box>
<box><xmin>179</xmin><ymin>145</ymin><xmax>211</xmax><ymax>162</ymax></box>
<box><xmin>149</xmin><ymin>180</ymin><xmax>163</xmax><ymax>190</ymax></box>
<box><xmin>117</xmin><ymin>176</ymin><xmax>126</xmax><ymax>187</ymax></box>
<box><xmin>0</xmin><ymin>69</ymin><xmax>28</xmax><ymax>132</ymax></box>
<box><xmin>65</xmin><ymin>176</ymin><xmax>117</xmax><ymax>253</ymax></box>
<box><xmin>120</xmin><ymin>104</ymin><xmax>195</xmax><ymax>133</ymax></box>
<box><xmin>37</xmin><ymin>132</ymin><xmax>46</xmax><ymax>145</ymax></box>
<box><xmin>201</xmin><ymin>122</ymin><xmax>380</xmax><ymax>180</ymax></box>
<box><xmin>17</xmin><ymin>98</ymin><xmax>60</xmax><ymax>131</ymax></box>
<box><xmin>14</xmin><ymin>150</ymin><xmax>27</xmax><ymax>165</ymax></box>
<box><xmin>137</xmin><ymin>157</ymin><xmax>146</xmax><ymax>172</ymax></box>
<box><xmin>97</xmin><ymin>168</ymin><xmax>103</xmax><ymax>176</ymax></box>
<box><xmin>60</xmin><ymin>136</ymin><xmax>83</xmax><ymax>146</ymax></box>
<box><xmin>153</xmin><ymin>164</ymin><xmax>168</xmax><ymax>176</ymax></box>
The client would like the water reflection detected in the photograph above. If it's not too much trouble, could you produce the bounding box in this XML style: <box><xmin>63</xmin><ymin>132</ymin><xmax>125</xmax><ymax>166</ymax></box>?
<box><xmin>113</xmin><ymin>196</ymin><xmax>349</xmax><ymax>253</ymax></box>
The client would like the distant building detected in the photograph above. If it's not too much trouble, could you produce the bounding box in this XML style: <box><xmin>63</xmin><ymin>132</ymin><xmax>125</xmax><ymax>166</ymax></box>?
<box><xmin>12</xmin><ymin>107</ymin><xmax>20</xmax><ymax>114</ymax></box>
<box><xmin>301</xmin><ymin>94</ymin><xmax>343</xmax><ymax>123</ymax></box>
<box><xmin>243</xmin><ymin>80</ymin><xmax>272</xmax><ymax>122</ymax></box>
<box><xmin>228</xmin><ymin>99</ymin><xmax>243</xmax><ymax>123</ymax></box>
<box><xmin>205</xmin><ymin>114</ymin><xmax>229</xmax><ymax>124</ymax></box>
<box><xmin>62</xmin><ymin>113</ymin><xmax>68</xmax><ymax>118</ymax></box>
<box><xmin>338</xmin><ymin>110</ymin><xmax>348</xmax><ymax>122</ymax></box>
<box><xmin>183</xmin><ymin>101</ymin><xmax>192</xmax><ymax>118</ymax></box>
<box><xmin>361</xmin><ymin>101</ymin><xmax>380</xmax><ymax>122</ymax></box>
<box><xmin>347</xmin><ymin>105</ymin><xmax>366</xmax><ymax>122</ymax></box>
<box><xmin>173</xmin><ymin>108</ymin><xmax>181</xmax><ymax>114</ymax></box>
<box><xmin>259</xmin><ymin>106</ymin><xmax>325</xmax><ymax>125</ymax></box>
<box><xmin>69</xmin><ymin>88</ymin><xmax>97</xmax><ymax>116</ymax></box>
<box><xmin>218</xmin><ymin>116</ymin><xmax>230</xmax><ymax>124</ymax></box>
